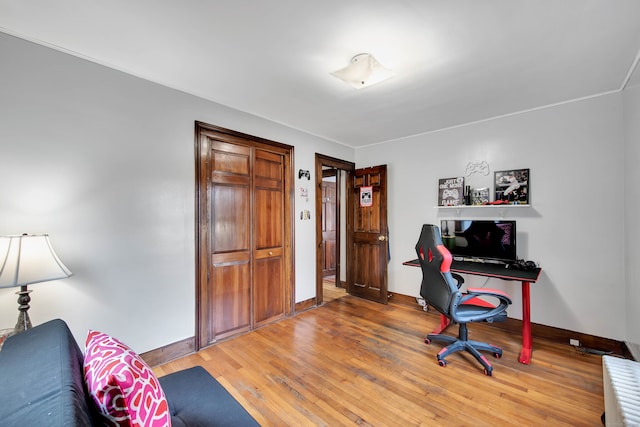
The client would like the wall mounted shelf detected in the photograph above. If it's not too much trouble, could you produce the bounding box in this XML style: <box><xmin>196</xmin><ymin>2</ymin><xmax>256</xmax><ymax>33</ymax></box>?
<box><xmin>435</xmin><ymin>204</ymin><xmax>531</xmax><ymax>216</ymax></box>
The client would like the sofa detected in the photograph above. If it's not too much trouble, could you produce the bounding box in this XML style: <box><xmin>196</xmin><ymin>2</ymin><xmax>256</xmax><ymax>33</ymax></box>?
<box><xmin>0</xmin><ymin>318</ymin><xmax>260</xmax><ymax>426</ymax></box>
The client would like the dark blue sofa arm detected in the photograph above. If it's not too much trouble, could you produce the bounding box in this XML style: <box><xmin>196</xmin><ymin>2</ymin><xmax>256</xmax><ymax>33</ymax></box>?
<box><xmin>0</xmin><ymin>319</ymin><xmax>101</xmax><ymax>426</ymax></box>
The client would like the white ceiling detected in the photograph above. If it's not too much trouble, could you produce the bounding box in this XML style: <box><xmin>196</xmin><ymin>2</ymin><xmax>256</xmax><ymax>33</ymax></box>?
<box><xmin>1</xmin><ymin>1</ymin><xmax>640</xmax><ymax>148</ymax></box>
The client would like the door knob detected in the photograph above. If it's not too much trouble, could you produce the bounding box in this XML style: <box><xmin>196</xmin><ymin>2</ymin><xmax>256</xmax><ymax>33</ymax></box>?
<box><xmin>378</xmin><ymin>236</ymin><xmax>387</xmax><ymax>241</ymax></box>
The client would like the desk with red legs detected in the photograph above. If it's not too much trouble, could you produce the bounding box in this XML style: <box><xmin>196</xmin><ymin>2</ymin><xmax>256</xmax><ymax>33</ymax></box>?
<box><xmin>403</xmin><ymin>259</ymin><xmax>541</xmax><ymax>364</ymax></box>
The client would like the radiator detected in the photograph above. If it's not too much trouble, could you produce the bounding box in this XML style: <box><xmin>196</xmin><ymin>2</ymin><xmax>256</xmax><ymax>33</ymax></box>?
<box><xmin>603</xmin><ymin>355</ymin><xmax>640</xmax><ymax>426</ymax></box>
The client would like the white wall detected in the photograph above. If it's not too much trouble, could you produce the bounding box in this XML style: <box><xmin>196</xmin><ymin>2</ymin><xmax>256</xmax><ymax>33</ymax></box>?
<box><xmin>0</xmin><ymin>33</ymin><xmax>353</xmax><ymax>352</ymax></box>
<box><xmin>356</xmin><ymin>93</ymin><xmax>627</xmax><ymax>340</ymax></box>
<box><xmin>624</xmin><ymin>82</ymin><xmax>640</xmax><ymax>345</ymax></box>
<box><xmin>1</xmin><ymin>30</ymin><xmax>635</xmax><ymax>350</ymax></box>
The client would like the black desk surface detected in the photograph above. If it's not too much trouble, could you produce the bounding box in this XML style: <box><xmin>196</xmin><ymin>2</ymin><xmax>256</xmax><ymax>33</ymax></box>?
<box><xmin>403</xmin><ymin>259</ymin><xmax>541</xmax><ymax>283</ymax></box>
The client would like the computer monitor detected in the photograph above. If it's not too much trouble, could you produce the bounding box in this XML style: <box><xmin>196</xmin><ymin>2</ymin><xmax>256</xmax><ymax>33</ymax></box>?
<box><xmin>440</xmin><ymin>219</ymin><xmax>517</xmax><ymax>263</ymax></box>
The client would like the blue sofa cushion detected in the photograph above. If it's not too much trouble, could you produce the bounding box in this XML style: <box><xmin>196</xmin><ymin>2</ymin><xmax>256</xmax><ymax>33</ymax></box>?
<box><xmin>160</xmin><ymin>365</ymin><xmax>260</xmax><ymax>427</ymax></box>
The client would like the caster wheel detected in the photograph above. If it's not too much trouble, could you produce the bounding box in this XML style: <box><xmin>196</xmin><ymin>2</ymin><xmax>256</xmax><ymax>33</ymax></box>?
<box><xmin>424</xmin><ymin>337</ymin><xmax>431</xmax><ymax>344</ymax></box>
<box><xmin>484</xmin><ymin>368</ymin><xmax>492</xmax><ymax>376</ymax></box>
<box><xmin>438</xmin><ymin>359</ymin><xmax>447</xmax><ymax>367</ymax></box>
<box><xmin>494</xmin><ymin>352</ymin><xmax>502</xmax><ymax>359</ymax></box>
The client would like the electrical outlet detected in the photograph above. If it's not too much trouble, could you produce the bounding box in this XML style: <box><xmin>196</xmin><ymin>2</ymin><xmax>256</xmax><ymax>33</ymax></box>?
<box><xmin>570</xmin><ymin>338</ymin><xmax>580</xmax><ymax>347</ymax></box>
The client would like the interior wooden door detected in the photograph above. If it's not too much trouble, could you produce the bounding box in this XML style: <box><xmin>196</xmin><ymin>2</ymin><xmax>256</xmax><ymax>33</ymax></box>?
<box><xmin>321</xmin><ymin>177</ymin><xmax>337</xmax><ymax>277</ymax></box>
<box><xmin>348</xmin><ymin>164</ymin><xmax>389</xmax><ymax>304</ymax></box>
<box><xmin>196</xmin><ymin>122</ymin><xmax>293</xmax><ymax>348</ymax></box>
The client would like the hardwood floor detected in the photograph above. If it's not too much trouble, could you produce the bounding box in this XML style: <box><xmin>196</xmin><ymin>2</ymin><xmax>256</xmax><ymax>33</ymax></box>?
<box><xmin>154</xmin><ymin>295</ymin><xmax>607</xmax><ymax>426</ymax></box>
<box><xmin>322</xmin><ymin>276</ymin><xmax>347</xmax><ymax>303</ymax></box>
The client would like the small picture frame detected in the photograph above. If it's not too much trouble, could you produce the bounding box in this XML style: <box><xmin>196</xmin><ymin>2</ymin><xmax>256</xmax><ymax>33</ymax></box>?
<box><xmin>494</xmin><ymin>169</ymin><xmax>529</xmax><ymax>204</ymax></box>
<box><xmin>360</xmin><ymin>186</ymin><xmax>373</xmax><ymax>207</ymax></box>
<box><xmin>471</xmin><ymin>187</ymin><xmax>490</xmax><ymax>205</ymax></box>
<box><xmin>438</xmin><ymin>177</ymin><xmax>465</xmax><ymax>206</ymax></box>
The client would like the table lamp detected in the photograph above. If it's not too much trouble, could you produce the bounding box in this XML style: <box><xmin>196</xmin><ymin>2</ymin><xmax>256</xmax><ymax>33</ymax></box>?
<box><xmin>0</xmin><ymin>234</ymin><xmax>73</xmax><ymax>335</ymax></box>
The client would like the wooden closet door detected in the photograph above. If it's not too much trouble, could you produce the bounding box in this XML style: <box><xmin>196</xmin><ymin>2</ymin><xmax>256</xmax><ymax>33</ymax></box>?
<box><xmin>196</xmin><ymin>122</ymin><xmax>293</xmax><ymax>348</ymax></box>
<box><xmin>253</xmin><ymin>149</ymin><xmax>285</xmax><ymax>326</ymax></box>
<box><xmin>209</xmin><ymin>140</ymin><xmax>252</xmax><ymax>340</ymax></box>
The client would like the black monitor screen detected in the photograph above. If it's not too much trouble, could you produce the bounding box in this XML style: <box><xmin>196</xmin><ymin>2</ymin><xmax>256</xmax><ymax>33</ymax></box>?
<box><xmin>440</xmin><ymin>220</ymin><xmax>517</xmax><ymax>263</ymax></box>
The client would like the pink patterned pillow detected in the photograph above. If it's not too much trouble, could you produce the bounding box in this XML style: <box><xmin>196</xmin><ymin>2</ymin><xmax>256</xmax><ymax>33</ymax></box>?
<box><xmin>83</xmin><ymin>330</ymin><xmax>171</xmax><ymax>427</ymax></box>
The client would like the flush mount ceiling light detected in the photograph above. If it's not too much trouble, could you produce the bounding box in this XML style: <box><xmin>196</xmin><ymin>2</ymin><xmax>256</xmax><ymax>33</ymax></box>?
<box><xmin>331</xmin><ymin>53</ymin><xmax>394</xmax><ymax>89</ymax></box>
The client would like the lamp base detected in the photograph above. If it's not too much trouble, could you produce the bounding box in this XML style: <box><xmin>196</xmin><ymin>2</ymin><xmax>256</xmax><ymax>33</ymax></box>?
<box><xmin>13</xmin><ymin>286</ymin><xmax>33</xmax><ymax>335</ymax></box>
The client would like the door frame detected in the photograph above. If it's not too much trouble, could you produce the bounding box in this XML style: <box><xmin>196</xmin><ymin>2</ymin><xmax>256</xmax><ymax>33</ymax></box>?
<box><xmin>195</xmin><ymin>121</ymin><xmax>295</xmax><ymax>350</ymax></box>
<box><xmin>314</xmin><ymin>154</ymin><xmax>355</xmax><ymax>304</ymax></box>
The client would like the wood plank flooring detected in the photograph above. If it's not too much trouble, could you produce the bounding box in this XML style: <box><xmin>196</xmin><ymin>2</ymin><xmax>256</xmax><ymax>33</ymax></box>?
<box><xmin>322</xmin><ymin>277</ymin><xmax>346</xmax><ymax>303</ymax></box>
<box><xmin>154</xmin><ymin>295</ymin><xmax>607</xmax><ymax>426</ymax></box>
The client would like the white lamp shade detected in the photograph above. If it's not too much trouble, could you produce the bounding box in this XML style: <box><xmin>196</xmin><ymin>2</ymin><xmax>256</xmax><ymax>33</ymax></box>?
<box><xmin>331</xmin><ymin>53</ymin><xmax>394</xmax><ymax>89</ymax></box>
<box><xmin>0</xmin><ymin>234</ymin><xmax>72</xmax><ymax>288</ymax></box>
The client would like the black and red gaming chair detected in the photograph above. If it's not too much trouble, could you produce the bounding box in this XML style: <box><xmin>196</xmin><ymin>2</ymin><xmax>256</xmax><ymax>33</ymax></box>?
<box><xmin>415</xmin><ymin>224</ymin><xmax>513</xmax><ymax>375</ymax></box>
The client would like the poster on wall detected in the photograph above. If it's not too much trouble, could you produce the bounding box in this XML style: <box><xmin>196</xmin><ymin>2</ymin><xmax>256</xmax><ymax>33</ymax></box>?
<box><xmin>438</xmin><ymin>177</ymin><xmax>464</xmax><ymax>206</ymax></box>
<box><xmin>360</xmin><ymin>186</ymin><xmax>373</xmax><ymax>207</ymax></box>
<box><xmin>494</xmin><ymin>168</ymin><xmax>529</xmax><ymax>204</ymax></box>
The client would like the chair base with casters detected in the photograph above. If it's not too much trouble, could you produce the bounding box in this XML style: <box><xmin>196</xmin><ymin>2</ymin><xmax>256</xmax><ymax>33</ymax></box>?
<box><xmin>426</xmin><ymin>321</ymin><xmax>503</xmax><ymax>376</ymax></box>
<box><xmin>426</xmin><ymin>293</ymin><xmax>508</xmax><ymax>375</ymax></box>
<box><xmin>422</xmin><ymin>289</ymin><xmax>511</xmax><ymax>376</ymax></box>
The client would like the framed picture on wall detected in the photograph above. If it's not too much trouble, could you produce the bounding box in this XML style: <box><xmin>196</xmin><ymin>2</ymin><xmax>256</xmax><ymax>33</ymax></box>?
<box><xmin>438</xmin><ymin>177</ymin><xmax>464</xmax><ymax>206</ymax></box>
<box><xmin>494</xmin><ymin>169</ymin><xmax>529</xmax><ymax>204</ymax></box>
<box><xmin>471</xmin><ymin>187</ymin><xmax>490</xmax><ymax>205</ymax></box>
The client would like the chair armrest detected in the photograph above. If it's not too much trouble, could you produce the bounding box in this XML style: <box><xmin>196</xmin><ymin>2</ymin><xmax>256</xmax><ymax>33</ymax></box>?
<box><xmin>451</xmin><ymin>273</ymin><xmax>465</xmax><ymax>289</ymax></box>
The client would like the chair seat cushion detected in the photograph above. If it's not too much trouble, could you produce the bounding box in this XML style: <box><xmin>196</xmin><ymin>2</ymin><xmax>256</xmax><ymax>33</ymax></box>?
<box><xmin>456</xmin><ymin>304</ymin><xmax>507</xmax><ymax>322</ymax></box>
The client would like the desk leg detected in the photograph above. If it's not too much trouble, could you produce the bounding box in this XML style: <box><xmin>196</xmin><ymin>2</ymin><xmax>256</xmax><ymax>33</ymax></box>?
<box><xmin>431</xmin><ymin>314</ymin><xmax>451</xmax><ymax>335</ymax></box>
<box><xmin>519</xmin><ymin>281</ymin><xmax>532</xmax><ymax>364</ymax></box>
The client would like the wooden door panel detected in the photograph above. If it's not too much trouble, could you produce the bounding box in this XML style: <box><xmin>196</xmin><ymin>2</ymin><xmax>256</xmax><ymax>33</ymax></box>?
<box><xmin>208</xmin><ymin>140</ymin><xmax>251</xmax><ymax>341</ymax></box>
<box><xmin>352</xmin><ymin>244</ymin><xmax>370</xmax><ymax>291</ymax></box>
<box><xmin>355</xmin><ymin>202</ymin><xmax>381</xmax><ymax>232</ymax></box>
<box><xmin>322</xmin><ymin>240</ymin><xmax>336</xmax><ymax>273</ymax></box>
<box><xmin>352</xmin><ymin>243</ymin><xmax>383</xmax><ymax>292</ymax></box>
<box><xmin>254</xmin><ymin>256</ymin><xmax>284</xmax><ymax>325</ymax></box>
<box><xmin>350</xmin><ymin>165</ymin><xmax>388</xmax><ymax>303</ymax></box>
<box><xmin>254</xmin><ymin>150</ymin><xmax>283</xmax><ymax>189</ymax></box>
<box><xmin>322</xmin><ymin>181</ymin><xmax>337</xmax><ymax>276</ymax></box>
<box><xmin>254</xmin><ymin>151</ymin><xmax>283</xmax><ymax>249</ymax></box>
<box><xmin>253</xmin><ymin>148</ymin><xmax>285</xmax><ymax>327</ymax></box>
<box><xmin>211</xmin><ymin>260</ymin><xmax>251</xmax><ymax>339</ymax></box>
<box><xmin>254</xmin><ymin>188</ymin><xmax>283</xmax><ymax>248</ymax></box>
<box><xmin>212</xmin><ymin>141</ymin><xmax>250</xmax><ymax>176</ymax></box>
<box><xmin>212</xmin><ymin>185</ymin><xmax>249</xmax><ymax>252</ymax></box>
